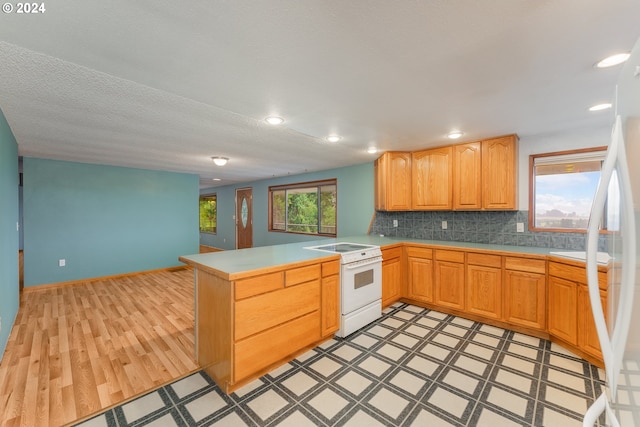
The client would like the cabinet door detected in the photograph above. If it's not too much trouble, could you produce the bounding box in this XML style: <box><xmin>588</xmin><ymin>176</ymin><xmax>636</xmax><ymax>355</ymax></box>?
<box><xmin>321</xmin><ymin>274</ymin><xmax>340</xmax><ymax>337</ymax></box>
<box><xmin>547</xmin><ymin>276</ymin><xmax>578</xmax><ymax>345</ymax></box>
<box><xmin>453</xmin><ymin>142</ymin><xmax>482</xmax><ymax>210</ymax></box>
<box><xmin>466</xmin><ymin>264</ymin><xmax>502</xmax><ymax>320</ymax></box>
<box><xmin>375</xmin><ymin>152</ymin><xmax>412</xmax><ymax>211</ymax></box>
<box><xmin>482</xmin><ymin>135</ymin><xmax>517</xmax><ymax>210</ymax></box>
<box><xmin>578</xmin><ymin>284</ymin><xmax>606</xmax><ymax>359</ymax></box>
<box><xmin>382</xmin><ymin>249</ymin><xmax>403</xmax><ymax>308</ymax></box>
<box><xmin>412</xmin><ymin>147</ymin><xmax>452</xmax><ymax>210</ymax></box>
<box><xmin>407</xmin><ymin>254</ymin><xmax>434</xmax><ymax>304</ymax></box>
<box><xmin>504</xmin><ymin>270</ymin><xmax>546</xmax><ymax>330</ymax></box>
<box><xmin>434</xmin><ymin>260</ymin><xmax>465</xmax><ymax>310</ymax></box>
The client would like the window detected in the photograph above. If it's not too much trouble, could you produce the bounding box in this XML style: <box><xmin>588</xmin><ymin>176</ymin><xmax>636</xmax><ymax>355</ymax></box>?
<box><xmin>199</xmin><ymin>194</ymin><xmax>217</xmax><ymax>233</ymax></box>
<box><xmin>269</xmin><ymin>179</ymin><xmax>337</xmax><ymax>236</ymax></box>
<box><xmin>529</xmin><ymin>147</ymin><xmax>607</xmax><ymax>231</ymax></box>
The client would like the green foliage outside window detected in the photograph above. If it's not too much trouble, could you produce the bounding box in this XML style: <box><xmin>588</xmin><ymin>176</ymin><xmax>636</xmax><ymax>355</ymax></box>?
<box><xmin>199</xmin><ymin>195</ymin><xmax>217</xmax><ymax>233</ymax></box>
<box><xmin>270</xmin><ymin>181</ymin><xmax>336</xmax><ymax>236</ymax></box>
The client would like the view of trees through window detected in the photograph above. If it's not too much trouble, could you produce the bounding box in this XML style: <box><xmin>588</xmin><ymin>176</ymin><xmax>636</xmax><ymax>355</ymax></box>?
<box><xmin>531</xmin><ymin>148</ymin><xmax>606</xmax><ymax>231</ymax></box>
<box><xmin>270</xmin><ymin>180</ymin><xmax>337</xmax><ymax>236</ymax></box>
<box><xmin>199</xmin><ymin>194</ymin><xmax>217</xmax><ymax>233</ymax></box>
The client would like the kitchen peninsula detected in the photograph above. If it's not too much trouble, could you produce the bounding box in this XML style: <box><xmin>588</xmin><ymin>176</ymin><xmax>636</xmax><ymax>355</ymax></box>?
<box><xmin>179</xmin><ymin>235</ymin><xmax>610</xmax><ymax>393</ymax></box>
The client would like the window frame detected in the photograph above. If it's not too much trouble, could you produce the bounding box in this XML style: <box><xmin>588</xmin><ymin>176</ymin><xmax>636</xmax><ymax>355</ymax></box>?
<box><xmin>268</xmin><ymin>178</ymin><xmax>337</xmax><ymax>237</ymax></box>
<box><xmin>528</xmin><ymin>146</ymin><xmax>608</xmax><ymax>233</ymax></box>
<box><xmin>199</xmin><ymin>193</ymin><xmax>217</xmax><ymax>234</ymax></box>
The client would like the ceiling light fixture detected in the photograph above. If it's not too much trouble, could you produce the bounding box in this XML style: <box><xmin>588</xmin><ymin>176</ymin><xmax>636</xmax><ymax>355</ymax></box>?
<box><xmin>212</xmin><ymin>178</ymin><xmax>221</xmax><ymax>181</ymax></box>
<box><xmin>595</xmin><ymin>53</ymin><xmax>630</xmax><ymax>68</ymax></box>
<box><xmin>447</xmin><ymin>131</ymin><xmax>463</xmax><ymax>139</ymax></box>
<box><xmin>211</xmin><ymin>156</ymin><xmax>229</xmax><ymax>166</ymax></box>
<box><xmin>326</xmin><ymin>135</ymin><xmax>342</xmax><ymax>143</ymax></box>
<box><xmin>265</xmin><ymin>116</ymin><xmax>284</xmax><ymax>125</ymax></box>
<box><xmin>588</xmin><ymin>103</ymin><xmax>612</xmax><ymax>112</ymax></box>
<box><xmin>367</xmin><ymin>147</ymin><xmax>378</xmax><ymax>154</ymax></box>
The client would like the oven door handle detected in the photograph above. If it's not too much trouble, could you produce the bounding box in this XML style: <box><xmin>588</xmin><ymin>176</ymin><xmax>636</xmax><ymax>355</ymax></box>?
<box><xmin>343</xmin><ymin>257</ymin><xmax>383</xmax><ymax>269</ymax></box>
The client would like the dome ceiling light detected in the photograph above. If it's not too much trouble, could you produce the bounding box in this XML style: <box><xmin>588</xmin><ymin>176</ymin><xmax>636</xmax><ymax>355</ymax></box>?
<box><xmin>588</xmin><ymin>103</ymin><xmax>612</xmax><ymax>112</ymax></box>
<box><xmin>211</xmin><ymin>156</ymin><xmax>229</xmax><ymax>166</ymax></box>
<box><xmin>447</xmin><ymin>131</ymin><xmax>463</xmax><ymax>139</ymax></box>
<box><xmin>595</xmin><ymin>53</ymin><xmax>630</xmax><ymax>68</ymax></box>
<box><xmin>265</xmin><ymin>116</ymin><xmax>284</xmax><ymax>125</ymax></box>
<box><xmin>325</xmin><ymin>135</ymin><xmax>342</xmax><ymax>143</ymax></box>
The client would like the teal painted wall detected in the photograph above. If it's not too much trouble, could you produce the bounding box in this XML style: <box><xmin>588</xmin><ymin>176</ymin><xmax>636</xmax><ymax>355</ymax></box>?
<box><xmin>200</xmin><ymin>162</ymin><xmax>374</xmax><ymax>249</ymax></box>
<box><xmin>0</xmin><ymin>109</ymin><xmax>19</xmax><ymax>359</ymax></box>
<box><xmin>23</xmin><ymin>158</ymin><xmax>199</xmax><ymax>287</ymax></box>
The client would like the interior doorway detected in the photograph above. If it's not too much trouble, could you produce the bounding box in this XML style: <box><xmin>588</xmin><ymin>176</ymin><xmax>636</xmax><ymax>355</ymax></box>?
<box><xmin>235</xmin><ymin>188</ymin><xmax>253</xmax><ymax>249</ymax></box>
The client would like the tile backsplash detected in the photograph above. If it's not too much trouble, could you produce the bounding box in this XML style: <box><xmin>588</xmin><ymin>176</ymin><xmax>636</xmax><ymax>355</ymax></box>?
<box><xmin>370</xmin><ymin>210</ymin><xmax>608</xmax><ymax>252</ymax></box>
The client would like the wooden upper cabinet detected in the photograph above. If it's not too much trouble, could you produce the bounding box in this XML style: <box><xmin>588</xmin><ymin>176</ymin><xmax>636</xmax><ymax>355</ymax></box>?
<box><xmin>412</xmin><ymin>146</ymin><xmax>452</xmax><ymax>210</ymax></box>
<box><xmin>374</xmin><ymin>151</ymin><xmax>412</xmax><ymax>211</ymax></box>
<box><xmin>482</xmin><ymin>135</ymin><xmax>518</xmax><ymax>210</ymax></box>
<box><xmin>453</xmin><ymin>142</ymin><xmax>482</xmax><ymax>210</ymax></box>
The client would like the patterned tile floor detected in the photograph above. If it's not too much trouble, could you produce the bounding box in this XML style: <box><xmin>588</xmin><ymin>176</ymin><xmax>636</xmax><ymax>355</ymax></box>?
<box><xmin>74</xmin><ymin>303</ymin><xmax>604</xmax><ymax>427</ymax></box>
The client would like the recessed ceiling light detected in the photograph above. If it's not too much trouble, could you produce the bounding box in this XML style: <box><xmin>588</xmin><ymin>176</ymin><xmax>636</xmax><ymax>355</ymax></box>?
<box><xmin>588</xmin><ymin>103</ymin><xmax>612</xmax><ymax>112</ymax></box>
<box><xmin>212</xmin><ymin>178</ymin><xmax>221</xmax><ymax>181</ymax></box>
<box><xmin>367</xmin><ymin>147</ymin><xmax>377</xmax><ymax>154</ymax></box>
<box><xmin>326</xmin><ymin>135</ymin><xmax>342</xmax><ymax>143</ymax></box>
<box><xmin>595</xmin><ymin>53</ymin><xmax>630</xmax><ymax>68</ymax></box>
<box><xmin>447</xmin><ymin>131</ymin><xmax>463</xmax><ymax>139</ymax></box>
<box><xmin>211</xmin><ymin>156</ymin><xmax>229</xmax><ymax>166</ymax></box>
<box><xmin>265</xmin><ymin>116</ymin><xmax>284</xmax><ymax>125</ymax></box>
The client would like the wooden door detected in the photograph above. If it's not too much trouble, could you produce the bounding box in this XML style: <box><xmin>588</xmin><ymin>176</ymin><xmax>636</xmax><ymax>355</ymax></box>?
<box><xmin>466</xmin><ymin>264</ymin><xmax>502</xmax><ymax>320</ymax></box>
<box><xmin>578</xmin><ymin>284</ymin><xmax>606</xmax><ymax>359</ymax></box>
<box><xmin>382</xmin><ymin>247</ymin><xmax>403</xmax><ymax>307</ymax></box>
<box><xmin>236</xmin><ymin>188</ymin><xmax>253</xmax><ymax>249</ymax></box>
<box><xmin>503</xmin><ymin>270</ymin><xmax>546</xmax><ymax>330</ymax></box>
<box><xmin>412</xmin><ymin>147</ymin><xmax>452</xmax><ymax>210</ymax></box>
<box><xmin>434</xmin><ymin>250</ymin><xmax>465</xmax><ymax>310</ymax></box>
<box><xmin>405</xmin><ymin>247</ymin><xmax>434</xmax><ymax>303</ymax></box>
<box><xmin>375</xmin><ymin>152</ymin><xmax>412</xmax><ymax>211</ymax></box>
<box><xmin>547</xmin><ymin>276</ymin><xmax>578</xmax><ymax>345</ymax></box>
<box><xmin>453</xmin><ymin>142</ymin><xmax>482</xmax><ymax>209</ymax></box>
<box><xmin>481</xmin><ymin>135</ymin><xmax>517</xmax><ymax>210</ymax></box>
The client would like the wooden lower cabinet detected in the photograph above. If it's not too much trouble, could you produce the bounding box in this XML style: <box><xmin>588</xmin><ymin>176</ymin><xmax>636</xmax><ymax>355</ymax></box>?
<box><xmin>466</xmin><ymin>253</ymin><xmax>502</xmax><ymax>320</ymax></box>
<box><xmin>548</xmin><ymin>258</ymin><xmax>608</xmax><ymax>365</ymax></box>
<box><xmin>321</xmin><ymin>261</ymin><xmax>340</xmax><ymax>337</ymax></box>
<box><xmin>503</xmin><ymin>257</ymin><xmax>546</xmax><ymax>331</ymax></box>
<box><xmin>578</xmin><ymin>284</ymin><xmax>606</xmax><ymax>360</ymax></box>
<box><xmin>405</xmin><ymin>246</ymin><xmax>434</xmax><ymax>303</ymax></box>
<box><xmin>194</xmin><ymin>258</ymin><xmax>339</xmax><ymax>393</ymax></box>
<box><xmin>382</xmin><ymin>246</ymin><xmax>403</xmax><ymax>307</ymax></box>
<box><xmin>547</xmin><ymin>276</ymin><xmax>578</xmax><ymax>345</ymax></box>
<box><xmin>434</xmin><ymin>250</ymin><xmax>465</xmax><ymax>310</ymax></box>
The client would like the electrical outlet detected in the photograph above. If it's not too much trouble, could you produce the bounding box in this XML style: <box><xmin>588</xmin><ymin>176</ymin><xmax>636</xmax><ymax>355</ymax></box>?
<box><xmin>516</xmin><ymin>222</ymin><xmax>525</xmax><ymax>233</ymax></box>
<box><xmin>442</xmin><ymin>220</ymin><xmax>448</xmax><ymax>230</ymax></box>
<box><xmin>59</xmin><ymin>259</ymin><xmax>66</xmax><ymax>267</ymax></box>
<box><xmin>393</xmin><ymin>219</ymin><xmax>398</xmax><ymax>227</ymax></box>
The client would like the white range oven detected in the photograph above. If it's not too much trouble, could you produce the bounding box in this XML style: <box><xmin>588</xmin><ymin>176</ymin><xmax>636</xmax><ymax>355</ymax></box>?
<box><xmin>305</xmin><ymin>242</ymin><xmax>383</xmax><ymax>337</ymax></box>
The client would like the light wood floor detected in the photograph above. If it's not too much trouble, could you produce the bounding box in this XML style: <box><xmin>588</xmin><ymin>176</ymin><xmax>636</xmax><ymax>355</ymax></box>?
<box><xmin>0</xmin><ymin>268</ymin><xmax>198</xmax><ymax>427</ymax></box>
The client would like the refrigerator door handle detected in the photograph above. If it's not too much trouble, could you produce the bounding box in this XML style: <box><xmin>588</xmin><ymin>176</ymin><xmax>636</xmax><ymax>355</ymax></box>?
<box><xmin>586</xmin><ymin>115</ymin><xmax>637</xmax><ymax>396</ymax></box>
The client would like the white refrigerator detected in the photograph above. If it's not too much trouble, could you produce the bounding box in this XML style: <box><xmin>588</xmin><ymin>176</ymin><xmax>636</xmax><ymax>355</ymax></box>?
<box><xmin>583</xmin><ymin>38</ymin><xmax>640</xmax><ymax>426</ymax></box>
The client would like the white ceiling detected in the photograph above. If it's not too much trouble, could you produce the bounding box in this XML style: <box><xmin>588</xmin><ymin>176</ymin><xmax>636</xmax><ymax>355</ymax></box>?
<box><xmin>1</xmin><ymin>1</ymin><xmax>639</xmax><ymax>187</ymax></box>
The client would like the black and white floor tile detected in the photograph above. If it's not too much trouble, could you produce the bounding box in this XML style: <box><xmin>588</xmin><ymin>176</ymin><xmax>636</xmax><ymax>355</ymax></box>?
<box><xmin>74</xmin><ymin>303</ymin><xmax>605</xmax><ymax>427</ymax></box>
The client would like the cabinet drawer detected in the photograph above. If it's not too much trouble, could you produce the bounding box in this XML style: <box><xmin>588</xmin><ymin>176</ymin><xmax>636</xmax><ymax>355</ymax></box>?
<box><xmin>285</xmin><ymin>264</ymin><xmax>321</xmax><ymax>287</ymax></box>
<box><xmin>235</xmin><ymin>280</ymin><xmax>320</xmax><ymax>340</ymax></box>
<box><xmin>235</xmin><ymin>271</ymin><xmax>283</xmax><ymax>300</ymax></box>
<box><xmin>504</xmin><ymin>257</ymin><xmax>546</xmax><ymax>274</ymax></box>
<box><xmin>382</xmin><ymin>246</ymin><xmax>403</xmax><ymax>260</ymax></box>
<box><xmin>405</xmin><ymin>246</ymin><xmax>432</xmax><ymax>259</ymax></box>
<box><xmin>549</xmin><ymin>262</ymin><xmax>607</xmax><ymax>289</ymax></box>
<box><xmin>322</xmin><ymin>260</ymin><xmax>340</xmax><ymax>277</ymax></box>
<box><xmin>467</xmin><ymin>252</ymin><xmax>501</xmax><ymax>268</ymax></box>
<box><xmin>234</xmin><ymin>311</ymin><xmax>321</xmax><ymax>382</ymax></box>
<box><xmin>435</xmin><ymin>249</ymin><xmax>464</xmax><ymax>263</ymax></box>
